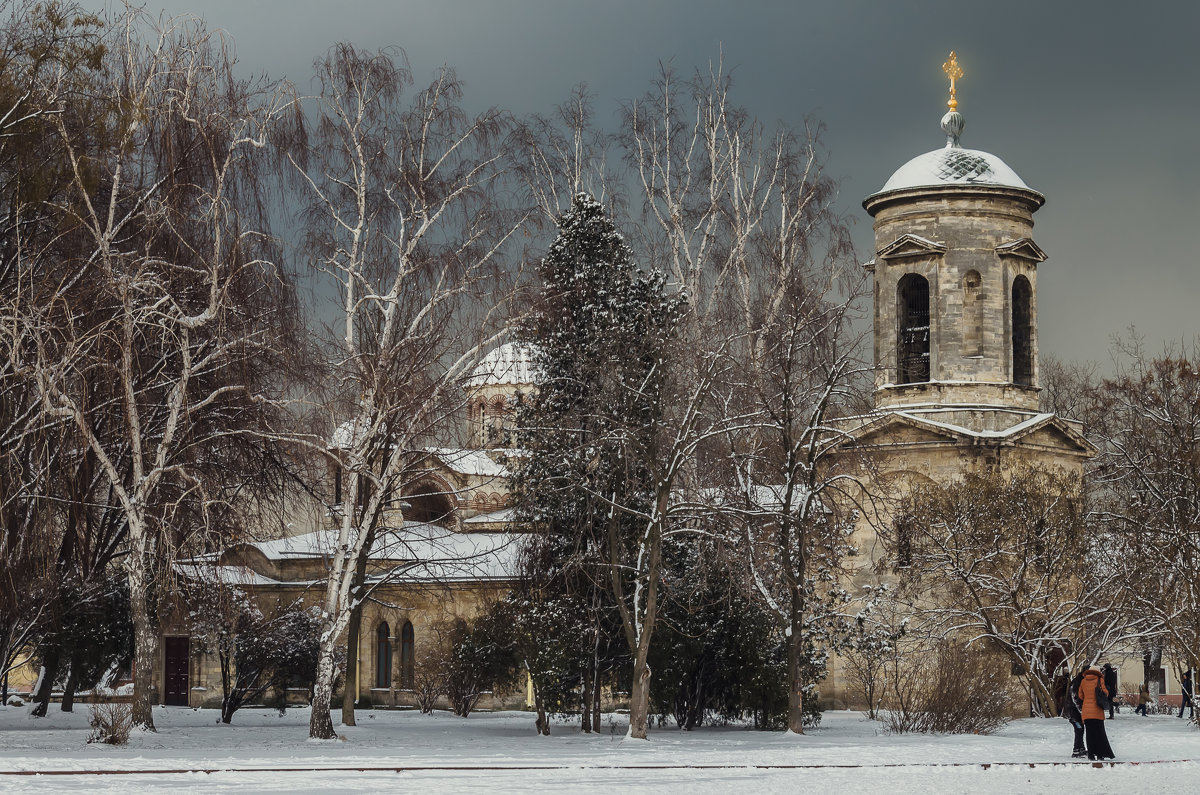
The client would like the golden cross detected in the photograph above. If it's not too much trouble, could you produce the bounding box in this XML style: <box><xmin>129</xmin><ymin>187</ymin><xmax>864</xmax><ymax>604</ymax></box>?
<box><xmin>943</xmin><ymin>51</ymin><xmax>963</xmax><ymax>111</ymax></box>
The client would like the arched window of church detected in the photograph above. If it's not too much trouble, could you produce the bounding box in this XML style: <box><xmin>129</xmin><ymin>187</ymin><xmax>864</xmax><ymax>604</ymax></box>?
<box><xmin>375</xmin><ymin>622</ymin><xmax>392</xmax><ymax>689</ymax></box>
<box><xmin>400</xmin><ymin>621</ymin><xmax>415</xmax><ymax>689</ymax></box>
<box><xmin>962</xmin><ymin>270</ymin><xmax>982</xmax><ymax>358</ymax></box>
<box><xmin>1012</xmin><ymin>275</ymin><xmax>1033</xmax><ymax>386</ymax></box>
<box><xmin>897</xmin><ymin>274</ymin><xmax>931</xmax><ymax>384</ymax></box>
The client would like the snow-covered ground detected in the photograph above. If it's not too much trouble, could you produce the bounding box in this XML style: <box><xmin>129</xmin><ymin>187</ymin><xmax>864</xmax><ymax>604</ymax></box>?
<box><xmin>0</xmin><ymin>705</ymin><xmax>1195</xmax><ymax>793</ymax></box>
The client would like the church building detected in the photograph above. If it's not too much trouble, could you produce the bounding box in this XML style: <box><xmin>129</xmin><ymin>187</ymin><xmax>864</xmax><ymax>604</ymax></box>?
<box><xmin>143</xmin><ymin>56</ymin><xmax>1189</xmax><ymax>719</ymax></box>
<box><xmin>823</xmin><ymin>53</ymin><xmax>1096</xmax><ymax>709</ymax></box>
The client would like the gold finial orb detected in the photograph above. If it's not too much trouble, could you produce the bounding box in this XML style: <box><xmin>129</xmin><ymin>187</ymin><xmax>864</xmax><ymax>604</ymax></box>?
<box><xmin>942</xmin><ymin>51</ymin><xmax>964</xmax><ymax>111</ymax></box>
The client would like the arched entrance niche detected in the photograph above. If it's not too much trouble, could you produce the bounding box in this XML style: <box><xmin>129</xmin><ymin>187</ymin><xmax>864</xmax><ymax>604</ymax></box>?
<box><xmin>403</xmin><ymin>477</ymin><xmax>457</xmax><ymax>526</ymax></box>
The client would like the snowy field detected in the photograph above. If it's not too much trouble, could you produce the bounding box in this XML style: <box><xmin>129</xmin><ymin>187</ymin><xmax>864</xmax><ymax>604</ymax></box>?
<box><xmin>0</xmin><ymin>705</ymin><xmax>1196</xmax><ymax>793</ymax></box>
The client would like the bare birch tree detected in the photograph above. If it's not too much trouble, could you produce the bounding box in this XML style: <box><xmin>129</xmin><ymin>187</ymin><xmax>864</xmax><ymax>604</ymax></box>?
<box><xmin>617</xmin><ymin>58</ymin><xmax>870</xmax><ymax>735</ymax></box>
<box><xmin>291</xmin><ymin>45</ymin><xmax>522</xmax><ymax>739</ymax></box>
<box><xmin>13</xmin><ymin>9</ymin><xmax>297</xmax><ymax>731</ymax></box>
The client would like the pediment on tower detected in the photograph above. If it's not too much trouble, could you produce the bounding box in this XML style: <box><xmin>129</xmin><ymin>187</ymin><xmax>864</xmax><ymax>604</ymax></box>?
<box><xmin>1001</xmin><ymin>414</ymin><xmax>1095</xmax><ymax>455</ymax></box>
<box><xmin>839</xmin><ymin>411</ymin><xmax>964</xmax><ymax>449</ymax></box>
<box><xmin>995</xmin><ymin>237</ymin><xmax>1047</xmax><ymax>263</ymax></box>
<box><xmin>877</xmin><ymin>233</ymin><xmax>948</xmax><ymax>260</ymax></box>
<box><xmin>837</xmin><ymin>410</ymin><xmax>1097</xmax><ymax>457</ymax></box>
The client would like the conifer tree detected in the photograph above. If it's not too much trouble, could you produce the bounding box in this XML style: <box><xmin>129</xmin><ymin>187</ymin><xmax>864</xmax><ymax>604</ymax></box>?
<box><xmin>513</xmin><ymin>192</ymin><xmax>680</xmax><ymax>737</ymax></box>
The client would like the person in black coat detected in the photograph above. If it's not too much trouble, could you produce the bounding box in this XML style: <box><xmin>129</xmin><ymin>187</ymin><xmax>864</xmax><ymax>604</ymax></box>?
<box><xmin>1056</xmin><ymin>666</ymin><xmax>1087</xmax><ymax>758</ymax></box>
<box><xmin>1179</xmin><ymin>670</ymin><xmax>1194</xmax><ymax>719</ymax></box>
<box><xmin>1102</xmin><ymin>663</ymin><xmax>1119</xmax><ymax>718</ymax></box>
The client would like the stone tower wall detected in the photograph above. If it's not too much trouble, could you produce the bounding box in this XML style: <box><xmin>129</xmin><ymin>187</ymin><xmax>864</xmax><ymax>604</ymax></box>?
<box><xmin>866</xmin><ymin>186</ymin><xmax>1044</xmax><ymax>410</ymax></box>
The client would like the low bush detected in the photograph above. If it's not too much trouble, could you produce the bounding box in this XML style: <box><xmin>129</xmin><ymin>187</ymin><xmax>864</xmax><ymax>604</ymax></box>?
<box><xmin>882</xmin><ymin>641</ymin><xmax>1012</xmax><ymax>735</ymax></box>
<box><xmin>411</xmin><ymin>656</ymin><xmax>443</xmax><ymax>714</ymax></box>
<box><xmin>86</xmin><ymin>700</ymin><xmax>132</xmax><ymax>745</ymax></box>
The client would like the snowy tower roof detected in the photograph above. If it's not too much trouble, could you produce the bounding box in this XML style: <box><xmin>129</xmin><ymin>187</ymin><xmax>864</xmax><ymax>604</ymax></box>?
<box><xmin>466</xmin><ymin>342</ymin><xmax>541</xmax><ymax>388</ymax></box>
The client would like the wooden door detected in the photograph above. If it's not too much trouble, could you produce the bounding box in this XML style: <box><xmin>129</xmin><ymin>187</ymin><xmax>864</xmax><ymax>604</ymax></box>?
<box><xmin>163</xmin><ymin>636</ymin><xmax>190</xmax><ymax>706</ymax></box>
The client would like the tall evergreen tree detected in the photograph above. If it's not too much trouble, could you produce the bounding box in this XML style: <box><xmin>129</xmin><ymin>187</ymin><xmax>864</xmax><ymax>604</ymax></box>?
<box><xmin>513</xmin><ymin>192</ymin><xmax>681</xmax><ymax>736</ymax></box>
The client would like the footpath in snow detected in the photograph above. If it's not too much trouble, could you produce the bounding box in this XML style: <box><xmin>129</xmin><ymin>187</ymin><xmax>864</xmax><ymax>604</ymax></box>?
<box><xmin>0</xmin><ymin>705</ymin><xmax>1196</xmax><ymax>793</ymax></box>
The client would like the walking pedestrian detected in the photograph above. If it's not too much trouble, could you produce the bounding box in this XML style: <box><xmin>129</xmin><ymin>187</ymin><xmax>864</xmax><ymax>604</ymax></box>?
<box><xmin>1135</xmin><ymin>681</ymin><xmax>1150</xmax><ymax>716</ymax></box>
<box><xmin>1179</xmin><ymin>670</ymin><xmax>1193</xmax><ymax>720</ymax></box>
<box><xmin>1056</xmin><ymin>666</ymin><xmax>1087</xmax><ymax>758</ymax></box>
<box><xmin>1102</xmin><ymin>663</ymin><xmax>1118</xmax><ymax>718</ymax></box>
<box><xmin>1079</xmin><ymin>665</ymin><xmax>1115</xmax><ymax>761</ymax></box>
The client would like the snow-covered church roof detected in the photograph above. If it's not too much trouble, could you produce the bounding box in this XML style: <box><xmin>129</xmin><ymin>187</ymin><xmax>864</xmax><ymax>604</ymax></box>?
<box><xmin>466</xmin><ymin>342</ymin><xmax>541</xmax><ymax>388</ymax></box>
<box><xmin>189</xmin><ymin>521</ymin><xmax>522</xmax><ymax>585</ymax></box>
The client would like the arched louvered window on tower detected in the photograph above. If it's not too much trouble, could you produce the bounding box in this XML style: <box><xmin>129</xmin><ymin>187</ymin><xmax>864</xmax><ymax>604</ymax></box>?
<box><xmin>897</xmin><ymin>274</ymin><xmax>931</xmax><ymax>384</ymax></box>
<box><xmin>1012</xmin><ymin>275</ymin><xmax>1033</xmax><ymax>386</ymax></box>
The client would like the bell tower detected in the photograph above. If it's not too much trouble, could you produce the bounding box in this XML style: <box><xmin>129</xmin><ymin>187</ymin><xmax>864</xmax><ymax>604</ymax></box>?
<box><xmin>826</xmin><ymin>52</ymin><xmax>1096</xmax><ymax>716</ymax></box>
<box><xmin>862</xmin><ymin>52</ymin><xmax>1046</xmax><ymax>412</ymax></box>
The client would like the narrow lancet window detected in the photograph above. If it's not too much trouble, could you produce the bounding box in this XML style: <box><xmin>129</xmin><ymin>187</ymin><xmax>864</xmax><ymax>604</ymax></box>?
<box><xmin>962</xmin><ymin>270</ymin><xmax>982</xmax><ymax>357</ymax></box>
<box><xmin>400</xmin><ymin>622</ymin><xmax>415</xmax><ymax>689</ymax></box>
<box><xmin>1012</xmin><ymin>275</ymin><xmax>1033</xmax><ymax>386</ymax></box>
<box><xmin>897</xmin><ymin>274</ymin><xmax>931</xmax><ymax>384</ymax></box>
<box><xmin>375</xmin><ymin>623</ymin><xmax>392</xmax><ymax>689</ymax></box>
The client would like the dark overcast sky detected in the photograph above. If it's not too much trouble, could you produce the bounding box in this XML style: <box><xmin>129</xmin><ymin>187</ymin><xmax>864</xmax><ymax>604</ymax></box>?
<box><xmin>117</xmin><ymin>0</ymin><xmax>1199</xmax><ymax>369</ymax></box>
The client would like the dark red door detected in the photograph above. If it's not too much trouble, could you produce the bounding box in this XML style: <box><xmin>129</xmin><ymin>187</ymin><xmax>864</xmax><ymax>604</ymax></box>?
<box><xmin>164</xmin><ymin>636</ymin><xmax>190</xmax><ymax>706</ymax></box>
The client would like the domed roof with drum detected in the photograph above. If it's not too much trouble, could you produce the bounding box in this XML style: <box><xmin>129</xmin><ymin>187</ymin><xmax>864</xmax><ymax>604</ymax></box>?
<box><xmin>466</xmin><ymin>342</ymin><xmax>541</xmax><ymax>387</ymax></box>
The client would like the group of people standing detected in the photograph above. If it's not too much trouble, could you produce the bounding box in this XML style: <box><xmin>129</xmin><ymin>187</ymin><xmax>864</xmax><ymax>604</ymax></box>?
<box><xmin>1057</xmin><ymin>665</ymin><xmax>1116</xmax><ymax>760</ymax></box>
<box><xmin>1055</xmin><ymin>663</ymin><xmax>1196</xmax><ymax>761</ymax></box>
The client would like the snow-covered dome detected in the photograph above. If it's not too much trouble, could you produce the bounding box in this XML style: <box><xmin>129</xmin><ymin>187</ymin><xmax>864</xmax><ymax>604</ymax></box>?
<box><xmin>329</xmin><ymin>417</ymin><xmax>369</xmax><ymax>450</ymax></box>
<box><xmin>879</xmin><ymin>146</ymin><xmax>1030</xmax><ymax>193</ymax></box>
<box><xmin>871</xmin><ymin>109</ymin><xmax>1038</xmax><ymax>198</ymax></box>
<box><xmin>466</xmin><ymin>342</ymin><xmax>541</xmax><ymax>388</ymax></box>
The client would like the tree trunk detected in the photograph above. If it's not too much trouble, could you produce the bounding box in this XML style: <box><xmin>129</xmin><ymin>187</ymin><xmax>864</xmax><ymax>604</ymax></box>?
<box><xmin>1029</xmin><ymin>675</ymin><xmax>1057</xmax><ymax>717</ymax></box>
<box><xmin>60</xmin><ymin>652</ymin><xmax>81</xmax><ymax>712</ymax></box>
<box><xmin>533</xmin><ymin>681</ymin><xmax>550</xmax><ymax>736</ymax></box>
<box><xmin>342</xmin><ymin>602</ymin><xmax>362</xmax><ymax>726</ymax></box>
<box><xmin>129</xmin><ymin>577</ymin><xmax>158</xmax><ymax>732</ymax></box>
<box><xmin>628</xmin><ymin>657</ymin><xmax>651</xmax><ymax>739</ymax></box>
<box><xmin>786</xmin><ymin>614</ymin><xmax>805</xmax><ymax>734</ymax></box>
<box><xmin>589</xmin><ymin>609</ymin><xmax>602</xmax><ymax>731</ymax></box>
<box><xmin>341</xmin><ymin>523</ymin><xmax>374</xmax><ymax>727</ymax></box>
<box><xmin>581</xmin><ymin>663</ymin><xmax>593</xmax><ymax>733</ymax></box>
<box><xmin>30</xmin><ymin>647</ymin><xmax>61</xmax><ymax>718</ymax></box>
<box><xmin>1145</xmin><ymin>648</ymin><xmax>1163</xmax><ymax>704</ymax></box>
<box><xmin>592</xmin><ymin>666</ymin><xmax>602</xmax><ymax>732</ymax></box>
<box><xmin>309</xmin><ymin>638</ymin><xmax>339</xmax><ymax>739</ymax></box>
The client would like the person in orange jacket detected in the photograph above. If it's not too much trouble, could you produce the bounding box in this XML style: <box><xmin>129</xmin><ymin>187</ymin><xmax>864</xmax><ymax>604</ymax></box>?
<box><xmin>1055</xmin><ymin>666</ymin><xmax>1087</xmax><ymax>757</ymax></box>
<box><xmin>1078</xmin><ymin>665</ymin><xmax>1115</xmax><ymax>760</ymax></box>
